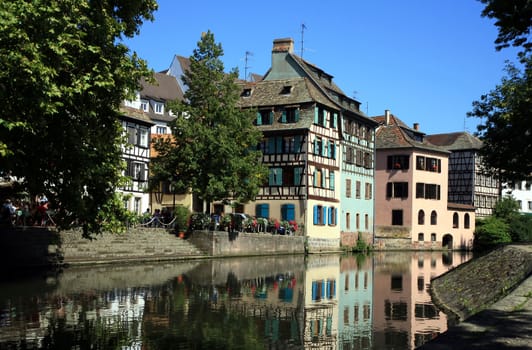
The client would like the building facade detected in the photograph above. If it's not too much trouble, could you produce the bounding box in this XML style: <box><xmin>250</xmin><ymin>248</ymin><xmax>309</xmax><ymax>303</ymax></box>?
<box><xmin>502</xmin><ymin>180</ymin><xmax>532</xmax><ymax>215</ymax></box>
<box><xmin>426</xmin><ymin>132</ymin><xmax>499</xmax><ymax>217</ymax></box>
<box><xmin>372</xmin><ymin>111</ymin><xmax>475</xmax><ymax>250</ymax></box>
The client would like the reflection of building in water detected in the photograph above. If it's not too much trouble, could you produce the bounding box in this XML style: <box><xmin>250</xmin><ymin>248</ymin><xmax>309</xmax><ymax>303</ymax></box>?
<box><xmin>337</xmin><ymin>255</ymin><xmax>373</xmax><ymax>349</ymax></box>
<box><xmin>0</xmin><ymin>288</ymin><xmax>147</xmax><ymax>349</ymax></box>
<box><xmin>373</xmin><ymin>251</ymin><xmax>471</xmax><ymax>349</ymax></box>
<box><xmin>304</xmin><ymin>254</ymin><xmax>340</xmax><ymax>349</ymax></box>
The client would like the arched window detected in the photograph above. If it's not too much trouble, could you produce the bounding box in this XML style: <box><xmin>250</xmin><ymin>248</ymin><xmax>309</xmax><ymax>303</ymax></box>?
<box><xmin>418</xmin><ymin>210</ymin><xmax>425</xmax><ymax>225</ymax></box>
<box><xmin>453</xmin><ymin>212</ymin><xmax>459</xmax><ymax>228</ymax></box>
<box><xmin>430</xmin><ymin>210</ymin><xmax>437</xmax><ymax>225</ymax></box>
<box><xmin>418</xmin><ymin>233</ymin><xmax>424</xmax><ymax>241</ymax></box>
<box><xmin>431</xmin><ymin>233</ymin><xmax>437</xmax><ymax>241</ymax></box>
<box><xmin>464</xmin><ymin>213</ymin><xmax>470</xmax><ymax>229</ymax></box>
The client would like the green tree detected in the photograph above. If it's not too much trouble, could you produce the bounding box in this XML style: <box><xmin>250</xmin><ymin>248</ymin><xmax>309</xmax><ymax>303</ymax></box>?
<box><xmin>479</xmin><ymin>0</ymin><xmax>532</xmax><ymax>54</ymax></box>
<box><xmin>493</xmin><ymin>196</ymin><xmax>532</xmax><ymax>242</ymax></box>
<box><xmin>151</xmin><ymin>31</ymin><xmax>267</xmax><ymax>207</ymax></box>
<box><xmin>468</xmin><ymin>58</ymin><xmax>532</xmax><ymax>181</ymax></box>
<box><xmin>493</xmin><ymin>196</ymin><xmax>521</xmax><ymax>220</ymax></box>
<box><xmin>474</xmin><ymin>216</ymin><xmax>512</xmax><ymax>250</ymax></box>
<box><xmin>0</xmin><ymin>0</ymin><xmax>157</xmax><ymax>235</ymax></box>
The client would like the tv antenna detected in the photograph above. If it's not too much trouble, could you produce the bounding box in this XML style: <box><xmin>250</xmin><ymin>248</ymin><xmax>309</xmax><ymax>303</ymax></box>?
<box><xmin>300</xmin><ymin>23</ymin><xmax>307</xmax><ymax>58</ymax></box>
<box><xmin>244</xmin><ymin>51</ymin><xmax>253</xmax><ymax>81</ymax></box>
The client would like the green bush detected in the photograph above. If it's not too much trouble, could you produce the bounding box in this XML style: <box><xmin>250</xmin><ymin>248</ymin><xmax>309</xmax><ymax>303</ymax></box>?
<box><xmin>173</xmin><ymin>205</ymin><xmax>190</xmax><ymax>232</ymax></box>
<box><xmin>509</xmin><ymin>214</ymin><xmax>532</xmax><ymax>242</ymax></box>
<box><xmin>474</xmin><ymin>216</ymin><xmax>512</xmax><ymax>250</ymax></box>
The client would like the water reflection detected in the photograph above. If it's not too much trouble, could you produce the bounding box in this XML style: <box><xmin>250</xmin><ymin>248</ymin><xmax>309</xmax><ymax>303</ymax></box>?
<box><xmin>0</xmin><ymin>252</ymin><xmax>471</xmax><ymax>349</ymax></box>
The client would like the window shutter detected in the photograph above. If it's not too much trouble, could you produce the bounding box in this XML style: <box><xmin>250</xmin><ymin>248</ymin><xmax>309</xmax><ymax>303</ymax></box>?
<box><xmin>314</xmin><ymin>139</ymin><xmax>318</xmax><ymax>155</ymax></box>
<box><xmin>322</xmin><ymin>170</ymin><xmax>326</xmax><ymax>187</ymax></box>
<box><xmin>333</xmin><ymin>113</ymin><xmax>338</xmax><ymax>128</ymax></box>
<box><xmin>281</xmin><ymin>110</ymin><xmax>287</xmax><ymax>123</ymax></box>
<box><xmin>328</xmin><ymin>207</ymin><xmax>332</xmax><ymax>225</ymax></box>
<box><xmin>295</xmin><ymin>109</ymin><xmax>300</xmax><ymax>122</ymax></box>
<box><xmin>283</xmin><ymin>204</ymin><xmax>295</xmax><ymax>221</ymax></box>
<box><xmin>330</xmin><ymin>171</ymin><xmax>335</xmax><ymax>190</ymax></box>
<box><xmin>294</xmin><ymin>135</ymin><xmax>301</xmax><ymax>152</ymax></box>
<box><xmin>294</xmin><ymin>167</ymin><xmax>302</xmax><ymax>185</ymax></box>
<box><xmin>438</xmin><ymin>159</ymin><xmax>442</xmax><ymax>173</ymax></box>
<box><xmin>334</xmin><ymin>208</ymin><xmax>338</xmax><ymax>226</ymax></box>
<box><xmin>313</xmin><ymin>169</ymin><xmax>318</xmax><ymax>187</ymax></box>
<box><xmin>268</xmin><ymin>168</ymin><xmax>275</xmax><ymax>186</ymax></box>
<box><xmin>321</xmin><ymin>140</ymin><xmax>326</xmax><ymax>156</ymax></box>
<box><xmin>268</xmin><ymin>138</ymin><xmax>276</xmax><ymax>154</ymax></box>
<box><xmin>276</xmin><ymin>168</ymin><xmax>283</xmax><ymax>185</ymax></box>
<box><xmin>323</xmin><ymin>206</ymin><xmax>328</xmax><ymax>225</ymax></box>
<box><xmin>276</xmin><ymin>137</ymin><xmax>282</xmax><ymax>154</ymax></box>
<box><xmin>330</xmin><ymin>143</ymin><xmax>336</xmax><ymax>159</ymax></box>
<box><xmin>256</xmin><ymin>112</ymin><xmax>262</xmax><ymax>125</ymax></box>
<box><xmin>313</xmin><ymin>206</ymin><xmax>319</xmax><ymax>225</ymax></box>
<box><xmin>269</xmin><ymin>111</ymin><xmax>274</xmax><ymax>125</ymax></box>
<box><xmin>314</xmin><ymin>106</ymin><xmax>319</xmax><ymax>124</ymax></box>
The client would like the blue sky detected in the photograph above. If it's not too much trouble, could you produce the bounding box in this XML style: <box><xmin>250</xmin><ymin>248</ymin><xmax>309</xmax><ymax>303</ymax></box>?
<box><xmin>124</xmin><ymin>0</ymin><xmax>519</xmax><ymax>135</ymax></box>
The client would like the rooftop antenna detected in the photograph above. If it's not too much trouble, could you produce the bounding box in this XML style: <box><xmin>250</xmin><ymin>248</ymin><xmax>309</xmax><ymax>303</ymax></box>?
<box><xmin>300</xmin><ymin>23</ymin><xmax>307</xmax><ymax>58</ymax></box>
<box><xmin>244</xmin><ymin>51</ymin><xmax>253</xmax><ymax>81</ymax></box>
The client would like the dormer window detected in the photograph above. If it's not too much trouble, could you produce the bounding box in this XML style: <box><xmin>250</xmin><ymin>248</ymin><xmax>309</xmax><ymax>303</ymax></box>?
<box><xmin>241</xmin><ymin>88</ymin><xmax>252</xmax><ymax>97</ymax></box>
<box><xmin>140</xmin><ymin>99</ymin><xmax>148</xmax><ymax>112</ymax></box>
<box><xmin>280</xmin><ymin>85</ymin><xmax>292</xmax><ymax>95</ymax></box>
<box><xmin>153</xmin><ymin>102</ymin><xmax>164</xmax><ymax>114</ymax></box>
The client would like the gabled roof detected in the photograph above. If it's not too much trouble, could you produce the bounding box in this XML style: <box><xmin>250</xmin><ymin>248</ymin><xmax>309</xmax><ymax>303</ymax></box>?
<box><xmin>372</xmin><ymin>113</ymin><xmax>449</xmax><ymax>154</ymax></box>
<box><xmin>426</xmin><ymin>132</ymin><xmax>483</xmax><ymax>151</ymax></box>
<box><xmin>140</xmin><ymin>72</ymin><xmax>182</xmax><ymax>102</ymax></box>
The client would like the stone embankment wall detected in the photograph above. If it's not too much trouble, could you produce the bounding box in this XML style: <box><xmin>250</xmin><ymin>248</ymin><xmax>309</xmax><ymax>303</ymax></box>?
<box><xmin>0</xmin><ymin>227</ymin><xmax>305</xmax><ymax>268</ymax></box>
<box><xmin>430</xmin><ymin>244</ymin><xmax>532</xmax><ymax>321</ymax></box>
<box><xmin>188</xmin><ymin>230</ymin><xmax>305</xmax><ymax>256</ymax></box>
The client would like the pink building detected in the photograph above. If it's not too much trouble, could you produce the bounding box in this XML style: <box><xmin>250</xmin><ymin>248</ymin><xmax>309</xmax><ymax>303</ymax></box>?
<box><xmin>372</xmin><ymin>111</ymin><xmax>475</xmax><ymax>250</ymax></box>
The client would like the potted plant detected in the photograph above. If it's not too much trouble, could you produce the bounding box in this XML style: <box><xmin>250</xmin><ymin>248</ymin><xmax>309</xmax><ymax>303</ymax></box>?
<box><xmin>173</xmin><ymin>205</ymin><xmax>189</xmax><ymax>238</ymax></box>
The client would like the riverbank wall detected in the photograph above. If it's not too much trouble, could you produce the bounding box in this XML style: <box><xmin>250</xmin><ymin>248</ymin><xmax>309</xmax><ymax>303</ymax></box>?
<box><xmin>0</xmin><ymin>227</ymin><xmax>305</xmax><ymax>269</ymax></box>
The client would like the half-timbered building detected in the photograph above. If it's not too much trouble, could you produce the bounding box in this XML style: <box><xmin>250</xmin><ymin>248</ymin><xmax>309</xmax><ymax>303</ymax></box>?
<box><xmin>426</xmin><ymin>132</ymin><xmax>499</xmax><ymax>217</ymax></box>
<box><xmin>237</xmin><ymin>38</ymin><xmax>375</xmax><ymax>251</ymax></box>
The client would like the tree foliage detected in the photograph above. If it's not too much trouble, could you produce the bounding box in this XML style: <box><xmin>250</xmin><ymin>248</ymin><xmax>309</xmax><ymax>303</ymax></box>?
<box><xmin>468</xmin><ymin>57</ymin><xmax>532</xmax><ymax>181</ymax></box>
<box><xmin>151</xmin><ymin>31</ymin><xmax>267</xmax><ymax>205</ymax></box>
<box><xmin>0</xmin><ymin>0</ymin><xmax>157</xmax><ymax>235</ymax></box>
<box><xmin>479</xmin><ymin>0</ymin><xmax>532</xmax><ymax>54</ymax></box>
<box><xmin>474</xmin><ymin>216</ymin><xmax>512</xmax><ymax>250</ymax></box>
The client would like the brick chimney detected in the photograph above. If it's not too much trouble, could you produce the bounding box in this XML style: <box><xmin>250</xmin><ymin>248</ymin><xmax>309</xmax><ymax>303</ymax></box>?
<box><xmin>413</xmin><ymin>123</ymin><xmax>419</xmax><ymax>130</ymax></box>
<box><xmin>272</xmin><ymin>38</ymin><xmax>294</xmax><ymax>53</ymax></box>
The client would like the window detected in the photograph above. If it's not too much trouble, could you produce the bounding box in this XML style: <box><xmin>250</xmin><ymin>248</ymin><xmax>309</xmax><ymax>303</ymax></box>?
<box><xmin>430</xmin><ymin>211</ymin><xmax>437</xmax><ymax>225</ymax></box>
<box><xmin>387</xmin><ymin>155</ymin><xmax>410</xmax><ymax>170</ymax></box>
<box><xmin>364</xmin><ymin>152</ymin><xmax>373</xmax><ymax>169</ymax></box>
<box><xmin>329</xmin><ymin>112</ymin><xmax>338</xmax><ymax>129</ymax></box>
<box><xmin>356</xmin><ymin>181</ymin><xmax>361</xmax><ymax>199</ymax></box>
<box><xmin>346</xmin><ymin>179</ymin><xmax>352</xmax><ymax>198</ymax></box>
<box><xmin>365</xmin><ymin>183</ymin><xmax>372</xmax><ymax>199</ymax></box>
<box><xmin>346</xmin><ymin>212</ymin><xmax>351</xmax><ymax>230</ymax></box>
<box><xmin>281</xmin><ymin>204</ymin><xmax>295</xmax><ymax>221</ymax></box>
<box><xmin>391</xmin><ymin>275</ymin><xmax>403</xmax><ymax>291</ymax></box>
<box><xmin>156</xmin><ymin>126</ymin><xmax>167</xmax><ymax>134</ymax></box>
<box><xmin>392</xmin><ymin>210</ymin><xmax>403</xmax><ymax>225</ymax></box>
<box><xmin>314</xmin><ymin>137</ymin><xmax>323</xmax><ymax>155</ymax></box>
<box><xmin>431</xmin><ymin>233</ymin><xmax>437</xmax><ymax>241</ymax></box>
<box><xmin>126</xmin><ymin>124</ymin><xmax>149</xmax><ymax>147</ymax></box>
<box><xmin>328</xmin><ymin>207</ymin><xmax>337</xmax><ymax>226</ymax></box>
<box><xmin>140</xmin><ymin>99</ymin><xmax>148</xmax><ymax>112</ymax></box>
<box><xmin>280</xmin><ymin>85</ymin><xmax>292</xmax><ymax>95</ymax></box>
<box><xmin>313</xmin><ymin>205</ymin><xmax>327</xmax><ymax>225</ymax></box>
<box><xmin>416</xmin><ymin>183</ymin><xmax>441</xmax><ymax>199</ymax></box>
<box><xmin>127</xmin><ymin>161</ymin><xmax>146</xmax><ymax>181</ymax></box>
<box><xmin>418</xmin><ymin>233</ymin><xmax>424</xmax><ymax>241</ymax></box>
<box><xmin>356</xmin><ymin>213</ymin><xmax>360</xmax><ymax>229</ymax></box>
<box><xmin>365</xmin><ymin>214</ymin><xmax>369</xmax><ymax>230</ymax></box>
<box><xmin>256</xmin><ymin>110</ymin><xmax>273</xmax><ymax>125</ymax></box>
<box><xmin>346</xmin><ymin>147</ymin><xmax>355</xmax><ymax>163</ymax></box>
<box><xmin>453</xmin><ymin>212</ymin><xmax>459</xmax><ymax>228</ymax></box>
<box><xmin>281</xmin><ymin>108</ymin><xmax>299</xmax><ymax>123</ymax></box>
<box><xmin>268</xmin><ymin>167</ymin><xmax>283</xmax><ymax>186</ymax></box>
<box><xmin>314</xmin><ymin>169</ymin><xmax>324</xmax><ymax>187</ymax></box>
<box><xmin>138</xmin><ymin>128</ymin><xmax>148</xmax><ymax>147</ymax></box>
<box><xmin>417</xmin><ymin>277</ymin><xmax>425</xmax><ymax>291</ymax></box>
<box><xmin>528</xmin><ymin>201</ymin><xmax>532</xmax><ymax>210</ymax></box>
<box><xmin>134</xmin><ymin>197</ymin><xmax>141</xmax><ymax>214</ymax></box>
<box><xmin>418</xmin><ymin>210</ymin><xmax>425</xmax><ymax>225</ymax></box>
<box><xmin>416</xmin><ymin>156</ymin><xmax>441</xmax><ymax>172</ymax></box>
<box><xmin>154</xmin><ymin>102</ymin><xmax>164</xmax><ymax>114</ymax></box>
<box><xmin>241</xmin><ymin>88</ymin><xmax>252</xmax><ymax>97</ymax></box>
<box><xmin>329</xmin><ymin>171</ymin><xmax>335</xmax><ymax>190</ymax></box>
<box><xmin>314</xmin><ymin>106</ymin><xmax>327</xmax><ymax>126</ymax></box>
<box><xmin>464</xmin><ymin>213</ymin><xmax>470</xmax><ymax>229</ymax></box>
<box><xmin>386</xmin><ymin>182</ymin><xmax>409</xmax><ymax>198</ymax></box>
<box><xmin>256</xmin><ymin>204</ymin><xmax>269</xmax><ymax>218</ymax></box>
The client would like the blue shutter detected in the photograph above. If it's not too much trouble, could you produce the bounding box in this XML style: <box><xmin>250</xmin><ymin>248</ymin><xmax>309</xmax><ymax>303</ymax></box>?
<box><xmin>323</xmin><ymin>206</ymin><xmax>328</xmax><ymax>225</ymax></box>
<box><xmin>333</xmin><ymin>113</ymin><xmax>338</xmax><ymax>128</ymax></box>
<box><xmin>268</xmin><ymin>168</ymin><xmax>275</xmax><ymax>186</ymax></box>
<box><xmin>313</xmin><ymin>169</ymin><xmax>317</xmax><ymax>186</ymax></box>
<box><xmin>269</xmin><ymin>111</ymin><xmax>274</xmax><ymax>125</ymax></box>
<box><xmin>330</xmin><ymin>171</ymin><xmax>335</xmax><ymax>190</ymax></box>
<box><xmin>294</xmin><ymin>167</ymin><xmax>301</xmax><ymax>185</ymax></box>
<box><xmin>295</xmin><ymin>109</ymin><xmax>300</xmax><ymax>122</ymax></box>
<box><xmin>276</xmin><ymin>137</ymin><xmax>283</xmax><ymax>154</ymax></box>
<box><xmin>313</xmin><ymin>206</ymin><xmax>319</xmax><ymax>225</ymax></box>
<box><xmin>314</xmin><ymin>106</ymin><xmax>319</xmax><ymax>124</ymax></box>
<box><xmin>268</xmin><ymin>138</ymin><xmax>275</xmax><ymax>154</ymax></box>
<box><xmin>276</xmin><ymin>168</ymin><xmax>283</xmax><ymax>185</ymax></box>
<box><xmin>328</xmin><ymin>207</ymin><xmax>332</xmax><ymax>225</ymax></box>
<box><xmin>286</xmin><ymin>204</ymin><xmax>295</xmax><ymax>221</ymax></box>
<box><xmin>294</xmin><ymin>135</ymin><xmax>301</xmax><ymax>153</ymax></box>
<box><xmin>281</xmin><ymin>110</ymin><xmax>287</xmax><ymax>123</ymax></box>
<box><xmin>256</xmin><ymin>204</ymin><xmax>269</xmax><ymax>218</ymax></box>
<box><xmin>330</xmin><ymin>143</ymin><xmax>336</xmax><ymax>159</ymax></box>
<box><xmin>322</xmin><ymin>170</ymin><xmax>326</xmax><ymax>187</ymax></box>
<box><xmin>322</xmin><ymin>280</ymin><xmax>327</xmax><ymax>298</ymax></box>
<box><xmin>256</xmin><ymin>112</ymin><xmax>262</xmax><ymax>125</ymax></box>
<box><xmin>335</xmin><ymin>208</ymin><xmax>338</xmax><ymax>226</ymax></box>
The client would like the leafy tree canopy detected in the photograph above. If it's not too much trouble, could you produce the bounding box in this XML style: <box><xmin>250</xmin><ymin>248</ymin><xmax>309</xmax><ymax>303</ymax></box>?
<box><xmin>479</xmin><ymin>0</ymin><xmax>532</xmax><ymax>55</ymax></box>
<box><xmin>151</xmin><ymin>31</ymin><xmax>267</xmax><ymax>206</ymax></box>
<box><xmin>468</xmin><ymin>58</ymin><xmax>532</xmax><ymax>181</ymax></box>
<box><xmin>0</xmin><ymin>0</ymin><xmax>157</xmax><ymax>235</ymax></box>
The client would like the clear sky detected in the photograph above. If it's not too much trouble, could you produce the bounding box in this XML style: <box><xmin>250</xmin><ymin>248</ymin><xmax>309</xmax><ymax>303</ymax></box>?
<box><xmin>123</xmin><ymin>0</ymin><xmax>520</xmax><ymax>135</ymax></box>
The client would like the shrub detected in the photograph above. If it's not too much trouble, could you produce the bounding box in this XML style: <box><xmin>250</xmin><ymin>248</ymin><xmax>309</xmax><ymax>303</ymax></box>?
<box><xmin>474</xmin><ymin>216</ymin><xmax>511</xmax><ymax>250</ymax></box>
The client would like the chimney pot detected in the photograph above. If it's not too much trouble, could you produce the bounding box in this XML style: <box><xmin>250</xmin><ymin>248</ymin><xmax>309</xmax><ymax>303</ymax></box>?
<box><xmin>384</xmin><ymin>109</ymin><xmax>391</xmax><ymax>125</ymax></box>
<box><xmin>413</xmin><ymin>123</ymin><xmax>419</xmax><ymax>130</ymax></box>
<box><xmin>272</xmin><ymin>38</ymin><xmax>294</xmax><ymax>54</ymax></box>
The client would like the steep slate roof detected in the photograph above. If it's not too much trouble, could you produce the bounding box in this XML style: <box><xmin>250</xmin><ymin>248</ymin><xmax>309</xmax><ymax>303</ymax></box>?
<box><xmin>140</xmin><ymin>72</ymin><xmax>181</xmax><ymax>123</ymax></box>
<box><xmin>426</xmin><ymin>132</ymin><xmax>483</xmax><ymax>151</ymax></box>
<box><xmin>372</xmin><ymin>113</ymin><xmax>449</xmax><ymax>154</ymax></box>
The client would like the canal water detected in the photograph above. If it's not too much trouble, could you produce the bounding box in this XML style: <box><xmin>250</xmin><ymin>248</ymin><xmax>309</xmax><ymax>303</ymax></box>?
<box><xmin>0</xmin><ymin>251</ymin><xmax>471</xmax><ymax>349</ymax></box>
